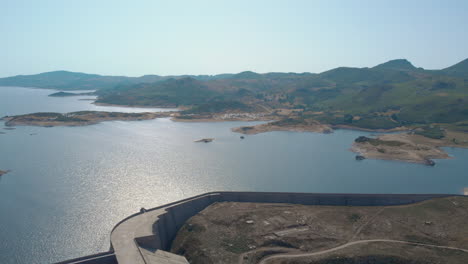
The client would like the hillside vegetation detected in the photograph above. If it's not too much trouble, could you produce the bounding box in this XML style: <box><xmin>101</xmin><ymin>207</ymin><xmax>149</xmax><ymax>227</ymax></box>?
<box><xmin>96</xmin><ymin>58</ymin><xmax>468</xmax><ymax>129</ymax></box>
<box><xmin>3</xmin><ymin>58</ymin><xmax>468</xmax><ymax>130</ymax></box>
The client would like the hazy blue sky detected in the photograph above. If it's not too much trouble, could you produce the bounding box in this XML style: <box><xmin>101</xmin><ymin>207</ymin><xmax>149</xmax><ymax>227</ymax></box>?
<box><xmin>1</xmin><ymin>0</ymin><xmax>467</xmax><ymax>77</ymax></box>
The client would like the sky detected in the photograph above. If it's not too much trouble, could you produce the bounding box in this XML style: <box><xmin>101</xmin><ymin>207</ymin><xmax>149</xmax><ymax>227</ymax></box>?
<box><xmin>1</xmin><ymin>0</ymin><xmax>467</xmax><ymax>77</ymax></box>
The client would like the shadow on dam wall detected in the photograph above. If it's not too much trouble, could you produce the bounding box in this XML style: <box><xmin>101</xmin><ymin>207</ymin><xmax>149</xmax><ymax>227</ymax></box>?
<box><xmin>57</xmin><ymin>191</ymin><xmax>459</xmax><ymax>264</ymax></box>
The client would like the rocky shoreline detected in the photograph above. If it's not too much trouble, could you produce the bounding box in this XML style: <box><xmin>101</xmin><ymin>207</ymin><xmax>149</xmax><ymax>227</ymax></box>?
<box><xmin>4</xmin><ymin>108</ymin><xmax>468</xmax><ymax>166</ymax></box>
<box><xmin>2</xmin><ymin>111</ymin><xmax>175</xmax><ymax>127</ymax></box>
<box><xmin>230</xmin><ymin>117</ymin><xmax>411</xmax><ymax>136</ymax></box>
<box><xmin>332</xmin><ymin>124</ymin><xmax>410</xmax><ymax>133</ymax></box>
<box><xmin>173</xmin><ymin>112</ymin><xmax>273</xmax><ymax>123</ymax></box>
<box><xmin>232</xmin><ymin>119</ymin><xmax>333</xmax><ymax>134</ymax></box>
<box><xmin>227</xmin><ymin>115</ymin><xmax>468</xmax><ymax>166</ymax></box>
<box><xmin>351</xmin><ymin>133</ymin><xmax>468</xmax><ymax>165</ymax></box>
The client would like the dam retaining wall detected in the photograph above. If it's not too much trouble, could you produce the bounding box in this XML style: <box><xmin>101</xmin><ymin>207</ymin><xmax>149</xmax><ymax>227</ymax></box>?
<box><xmin>58</xmin><ymin>191</ymin><xmax>458</xmax><ymax>263</ymax></box>
<box><xmin>143</xmin><ymin>192</ymin><xmax>453</xmax><ymax>251</ymax></box>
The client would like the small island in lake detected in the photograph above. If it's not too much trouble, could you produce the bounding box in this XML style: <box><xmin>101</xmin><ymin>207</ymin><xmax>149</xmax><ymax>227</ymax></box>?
<box><xmin>2</xmin><ymin>111</ymin><xmax>175</xmax><ymax>127</ymax></box>
<box><xmin>0</xmin><ymin>170</ymin><xmax>9</xmax><ymax>176</ymax></box>
<box><xmin>194</xmin><ymin>138</ymin><xmax>214</xmax><ymax>143</ymax></box>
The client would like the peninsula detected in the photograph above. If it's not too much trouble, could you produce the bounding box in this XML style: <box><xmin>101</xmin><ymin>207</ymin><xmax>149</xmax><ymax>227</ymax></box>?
<box><xmin>352</xmin><ymin>126</ymin><xmax>468</xmax><ymax>165</ymax></box>
<box><xmin>3</xmin><ymin>58</ymin><xmax>468</xmax><ymax>164</ymax></box>
<box><xmin>2</xmin><ymin>111</ymin><xmax>174</xmax><ymax>127</ymax></box>
<box><xmin>232</xmin><ymin>118</ymin><xmax>333</xmax><ymax>134</ymax></box>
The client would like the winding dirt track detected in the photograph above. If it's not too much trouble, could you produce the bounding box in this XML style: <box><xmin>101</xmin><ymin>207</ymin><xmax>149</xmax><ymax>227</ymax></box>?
<box><xmin>238</xmin><ymin>198</ymin><xmax>467</xmax><ymax>264</ymax></box>
<box><xmin>257</xmin><ymin>239</ymin><xmax>468</xmax><ymax>264</ymax></box>
<box><xmin>254</xmin><ymin>202</ymin><xmax>467</xmax><ymax>264</ymax></box>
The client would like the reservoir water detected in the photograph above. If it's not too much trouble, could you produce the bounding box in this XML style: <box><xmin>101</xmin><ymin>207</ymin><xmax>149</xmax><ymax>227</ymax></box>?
<box><xmin>1</xmin><ymin>87</ymin><xmax>467</xmax><ymax>263</ymax></box>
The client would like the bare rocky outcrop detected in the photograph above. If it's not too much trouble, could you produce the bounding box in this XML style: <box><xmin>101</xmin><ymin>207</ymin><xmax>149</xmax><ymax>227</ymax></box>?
<box><xmin>351</xmin><ymin>134</ymin><xmax>452</xmax><ymax>165</ymax></box>
<box><xmin>232</xmin><ymin>119</ymin><xmax>333</xmax><ymax>135</ymax></box>
<box><xmin>2</xmin><ymin>111</ymin><xmax>175</xmax><ymax>127</ymax></box>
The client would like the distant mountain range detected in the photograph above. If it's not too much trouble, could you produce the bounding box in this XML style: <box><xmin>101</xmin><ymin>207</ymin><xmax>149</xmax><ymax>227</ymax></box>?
<box><xmin>0</xmin><ymin>70</ymin><xmax>237</xmax><ymax>90</ymax></box>
<box><xmin>1</xmin><ymin>58</ymin><xmax>466</xmax><ymax>91</ymax></box>
<box><xmin>2</xmin><ymin>58</ymin><xmax>468</xmax><ymax>130</ymax></box>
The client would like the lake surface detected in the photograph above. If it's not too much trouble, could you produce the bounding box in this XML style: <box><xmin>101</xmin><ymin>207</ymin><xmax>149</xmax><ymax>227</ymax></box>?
<box><xmin>0</xmin><ymin>86</ymin><xmax>176</xmax><ymax>116</ymax></box>
<box><xmin>1</xmin><ymin>87</ymin><xmax>467</xmax><ymax>263</ymax></box>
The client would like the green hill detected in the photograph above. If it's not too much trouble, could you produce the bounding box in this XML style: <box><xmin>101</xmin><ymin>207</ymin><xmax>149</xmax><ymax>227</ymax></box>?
<box><xmin>95</xmin><ymin>77</ymin><xmax>220</xmax><ymax>107</ymax></box>
<box><xmin>0</xmin><ymin>71</ymin><xmax>165</xmax><ymax>90</ymax></box>
<box><xmin>441</xmin><ymin>58</ymin><xmax>468</xmax><ymax>77</ymax></box>
<box><xmin>95</xmin><ymin>58</ymin><xmax>468</xmax><ymax>128</ymax></box>
<box><xmin>0</xmin><ymin>71</ymin><xmax>232</xmax><ymax>90</ymax></box>
<box><xmin>4</xmin><ymin>58</ymin><xmax>468</xmax><ymax>130</ymax></box>
<box><xmin>372</xmin><ymin>59</ymin><xmax>417</xmax><ymax>71</ymax></box>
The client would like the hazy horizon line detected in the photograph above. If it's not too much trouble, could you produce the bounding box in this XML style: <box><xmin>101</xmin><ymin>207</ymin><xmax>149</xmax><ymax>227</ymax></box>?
<box><xmin>3</xmin><ymin>57</ymin><xmax>467</xmax><ymax>79</ymax></box>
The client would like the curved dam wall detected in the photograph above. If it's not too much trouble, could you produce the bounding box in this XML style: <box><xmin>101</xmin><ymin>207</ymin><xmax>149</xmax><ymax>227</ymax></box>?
<box><xmin>58</xmin><ymin>191</ymin><xmax>459</xmax><ymax>263</ymax></box>
<box><xmin>131</xmin><ymin>192</ymin><xmax>454</xmax><ymax>251</ymax></box>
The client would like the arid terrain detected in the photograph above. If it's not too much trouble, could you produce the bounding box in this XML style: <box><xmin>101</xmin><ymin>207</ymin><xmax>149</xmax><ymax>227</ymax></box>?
<box><xmin>2</xmin><ymin>111</ymin><xmax>175</xmax><ymax>127</ymax></box>
<box><xmin>171</xmin><ymin>196</ymin><xmax>468</xmax><ymax>264</ymax></box>
<box><xmin>232</xmin><ymin>118</ymin><xmax>333</xmax><ymax>135</ymax></box>
<box><xmin>352</xmin><ymin>132</ymin><xmax>468</xmax><ymax>165</ymax></box>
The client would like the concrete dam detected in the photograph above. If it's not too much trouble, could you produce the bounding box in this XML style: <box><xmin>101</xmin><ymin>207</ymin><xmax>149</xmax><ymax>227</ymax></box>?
<box><xmin>56</xmin><ymin>191</ymin><xmax>460</xmax><ymax>264</ymax></box>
